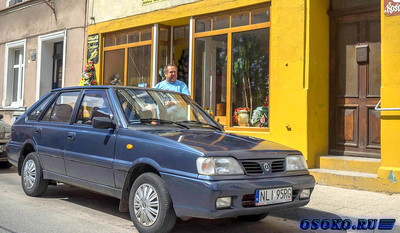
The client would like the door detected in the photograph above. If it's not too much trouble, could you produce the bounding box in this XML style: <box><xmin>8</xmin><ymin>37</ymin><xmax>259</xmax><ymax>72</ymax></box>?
<box><xmin>64</xmin><ymin>90</ymin><xmax>117</xmax><ymax>187</ymax></box>
<box><xmin>35</xmin><ymin>91</ymin><xmax>81</xmax><ymax>175</ymax></box>
<box><xmin>329</xmin><ymin>11</ymin><xmax>381</xmax><ymax>157</ymax></box>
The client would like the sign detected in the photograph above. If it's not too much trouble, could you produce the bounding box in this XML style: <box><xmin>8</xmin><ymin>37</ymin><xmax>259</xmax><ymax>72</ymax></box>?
<box><xmin>142</xmin><ymin>0</ymin><xmax>165</xmax><ymax>6</ymax></box>
<box><xmin>87</xmin><ymin>34</ymin><xmax>99</xmax><ymax>64</ymax></box>
<box><xmin>384</xmin><ymin>0</ymin><xmax>400</xmax><ymax>17</ymax></box>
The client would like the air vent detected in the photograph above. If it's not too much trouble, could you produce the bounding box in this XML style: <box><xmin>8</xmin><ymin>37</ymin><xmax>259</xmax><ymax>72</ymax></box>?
<box><xmin>271</xmin><ymin>160</ymin><xmax>285</xmax><ymax>173</ymax></box>
<box><xmin>241</xmin><ymin>161</ymin><xmax>263</xmax><ymax>174</ymax></box>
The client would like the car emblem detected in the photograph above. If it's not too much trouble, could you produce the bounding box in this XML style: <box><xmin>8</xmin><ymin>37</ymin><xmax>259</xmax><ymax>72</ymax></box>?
<box><xmin>263</xmin><ymin>163</ymin><xmax>270</xmax><ymax>172</ymax></box>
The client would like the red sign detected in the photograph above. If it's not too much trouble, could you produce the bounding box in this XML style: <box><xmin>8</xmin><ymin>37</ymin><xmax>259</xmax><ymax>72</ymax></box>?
<box><xmin>384</xmin><ymin>0</ymin><xmax>400</xmax><ymax>16</ymax></box>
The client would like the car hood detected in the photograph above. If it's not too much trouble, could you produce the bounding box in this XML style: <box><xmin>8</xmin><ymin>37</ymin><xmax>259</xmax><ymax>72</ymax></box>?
<box><xmin>139</xmin><ymin>129</ymin><xmax>300</xmax><ymax>159</ymax></box>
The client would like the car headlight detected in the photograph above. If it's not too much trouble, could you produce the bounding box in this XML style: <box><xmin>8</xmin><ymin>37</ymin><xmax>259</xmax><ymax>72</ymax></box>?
<box><xmin>286</xmin><ymin>155</ymin><xmax>308</xmax><ymax>171</ymax></box>
<box><xmin>196</xmin><ymin>157</ymin><xmax>244</xmax><ymax>175</ymax></box>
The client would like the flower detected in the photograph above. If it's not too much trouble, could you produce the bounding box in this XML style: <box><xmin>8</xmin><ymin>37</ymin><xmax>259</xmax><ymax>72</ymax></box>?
<box><xmin>89</xmin><ymin>66</ymin><xmax>94</xmax><ymax>69</ymax></box>
<box><xmin>92</xmin><ymin>80</ymin><xmax>97</xmax><ymax>85</ymax></box>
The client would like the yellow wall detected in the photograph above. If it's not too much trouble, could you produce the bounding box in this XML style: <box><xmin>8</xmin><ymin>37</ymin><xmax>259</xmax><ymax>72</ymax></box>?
<box><xmin>378</xmin><ymin>0</ymin><xmax>400</xmax><ymax>181</ymax></box>
<box><xmin>88</xmin><ymin>0</ymin><xmax>331</xmax><ymax>167</ymax></box>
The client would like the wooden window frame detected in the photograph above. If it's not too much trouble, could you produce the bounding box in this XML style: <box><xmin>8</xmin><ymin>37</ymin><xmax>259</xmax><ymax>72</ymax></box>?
<box><xmin>191</xmin><ymin>4</ymin><xmax>271</xmax><ymax>132</ymax></box>
<box><xmin>102</xmin><ymin>26</ymin><xmax>154</xmax><ymax>87</ymax></box>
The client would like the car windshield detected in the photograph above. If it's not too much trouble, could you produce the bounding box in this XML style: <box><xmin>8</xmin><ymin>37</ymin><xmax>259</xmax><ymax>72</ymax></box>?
<box><xmin>115</xmin><ymin>88</ymin><xmax>221</xmax><ymax>130</ymax></box>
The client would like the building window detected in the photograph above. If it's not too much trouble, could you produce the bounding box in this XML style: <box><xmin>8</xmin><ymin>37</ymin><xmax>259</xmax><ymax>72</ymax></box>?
<box><xmin>103</xmin><ymin>26</ymin><xmax>153</xmax><ymax>87</ymax></box>
<box><xmin>53</xmin><ymin>42</ymin><xmax>63</xmax><ymax>89</ymax></box>
<box><xmin>6</xmin><ymin>0</ymin><xmax>25</xmax><ymax>7</ymax></box>
<box><xmin>193</xmin><ymin>6</ymin><xmax>270</xmax><ymax>129</ymax></box>
<box><xmin>3</xmin><ymin>39</ymin><xmax>26</xmax><ymax>107</ymax></box>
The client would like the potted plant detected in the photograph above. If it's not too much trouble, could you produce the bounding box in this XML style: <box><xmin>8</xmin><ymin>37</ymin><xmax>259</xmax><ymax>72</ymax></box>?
<box><xmin>234</xmin><ymin>107</ymin><xmax>250</xmax><ymax>126</ymax></box>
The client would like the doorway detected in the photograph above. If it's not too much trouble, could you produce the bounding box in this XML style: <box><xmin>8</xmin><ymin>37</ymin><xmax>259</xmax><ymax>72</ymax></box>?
<box><xmin>329</xmin><ymin>6</ymin><xmax>381</xmax><ymax>158</ymax></box>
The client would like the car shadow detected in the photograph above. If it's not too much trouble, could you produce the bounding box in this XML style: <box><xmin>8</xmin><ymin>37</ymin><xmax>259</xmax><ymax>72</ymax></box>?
<box><xmin>0</xmin><ymin>165</ymin><xmax>18</xmax><ymax>174</ymax></box>
<box><xmin>39</xmin><ymin>184</ymin><xmax>349</xmax><ymax>233</ymax></box>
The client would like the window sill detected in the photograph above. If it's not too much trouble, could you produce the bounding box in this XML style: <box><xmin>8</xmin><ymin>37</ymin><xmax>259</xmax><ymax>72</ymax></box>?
<box><xmin>0</xmin><ymin>106</ymin><xmax>26</xmax><ymax>111</ymax></box>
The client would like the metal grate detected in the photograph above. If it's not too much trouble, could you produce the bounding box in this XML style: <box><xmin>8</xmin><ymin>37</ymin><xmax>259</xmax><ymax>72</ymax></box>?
<box><xmin>241</xmin><ymin>161</ymin><xmax>263</xmax><ymax>174</ymax></box>
<box><xmin>271</xmin><ymin>160</ymin><xmax>285</xmax><ymax>173</ymax></box>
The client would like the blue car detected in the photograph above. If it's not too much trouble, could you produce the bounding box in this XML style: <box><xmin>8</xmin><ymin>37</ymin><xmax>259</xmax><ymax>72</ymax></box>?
<box><xmin>7</xmin><ymin>86</ymin><xmax>314</xmax><ymax>233</ymax></box>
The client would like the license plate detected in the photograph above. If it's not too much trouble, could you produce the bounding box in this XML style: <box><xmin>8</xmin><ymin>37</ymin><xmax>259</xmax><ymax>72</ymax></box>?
<box><xmin>255</xmin><ymin>187</ymin><xmax>292</xmax><ymax>206</ymax></box>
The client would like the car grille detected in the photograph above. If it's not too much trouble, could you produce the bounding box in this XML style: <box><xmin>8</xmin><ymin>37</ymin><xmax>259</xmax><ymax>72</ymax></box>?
<box><xmin>241</xmin><ymin>162</ymin><xmax>263</xmax><ymax>174</ymax></box>
<box><xmin>241</xmin><ymin>160</ymin><xmax>286</xmax><ymax>174</ymax></box>
<box><xmin>271</xmin><ymin>160</ymin><xmax>285</xmax><ymax>173</ymax></box>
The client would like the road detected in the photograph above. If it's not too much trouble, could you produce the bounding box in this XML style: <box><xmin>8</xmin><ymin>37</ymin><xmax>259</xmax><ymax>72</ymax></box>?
<box><xmin>1</xmin><ymin>166</ymin><xmax>399</xmax><ymax>233</ymax></box>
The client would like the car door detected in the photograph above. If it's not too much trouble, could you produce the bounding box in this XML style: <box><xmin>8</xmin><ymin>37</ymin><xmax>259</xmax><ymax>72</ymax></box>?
<box><xmin>64</xmin><ymin>89</ymin><xmax>117</xmax><ymax>187</ymax></box>
<box><xmin>35</xmin><ymin>91</ymin><xmax>81</xmax><ymax>175</ymax></box>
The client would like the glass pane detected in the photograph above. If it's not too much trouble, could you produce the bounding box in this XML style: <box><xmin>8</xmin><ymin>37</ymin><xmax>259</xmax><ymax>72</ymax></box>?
<box><xmin>12</xmin><ymin>68</ymin><xmax>19</xmax><ymax>102</ymax></box>
<box><xmin>27</xmin><ymin>93</ymin><xmax>55</xmax><ymax>121</ymax></box>
<box><xmin>251</xmin><ymin>7</ymin><xmax>270</xmax><ymax>24</ymax></box>
<box><xmin>213</xmin><ymin>14</ymin><xmax>230</xmax><ymax>30</ymax></box>
<box><xmin>158</xmin><ymin>44</ymin><xmax>169</xmax><ymax>82</ymax></box>
<box><xmin>116</xmin><ymin>33</ymin><xmax>127</xmax><ymax>45</ymax></box>
<box><xmin>103</xmin><ymin>49</ymin><xmax>125</xmax><ymax>85</ymax></box>
<box><xmin>14</xmin><ymin>50</ymin><xmax>21</xmax><ymax>64</ymax></box>
<box><xmin>231</xmin><ymin>11</ymin><xmax>249</xmax><ymax>27</ymax></box>
<box><xmin>47</xmin><ymin>92</ymin><xmax>80</xmax><ymax>123</ymax></box>
<box><xmin>75</xmin><ymin>91</ymin><xmax>113</xmax><ymax>125</ymax></box>
<box><xmin>159</xmin><ymin>27</ymin><xmax>169</xmax><ymax>41</ymax></box>
<box><xmin>231</xmin><ymin>28</ymin><xmax>269</xmax><ymax>128</ymax></box>
<box><xmin>141</xmin><ymin>28</ymin><xmax>152</xmax><ymax>41</ymax></box>
<box><xmin>127</xmin><ymin>45</ymin><xmax>151</xmax><ymax>87</ymax></box>
<box><xmin>104</xmin><ymin>35</ymin><xmax>115</xmax><ymax>47</ymax></box>
<box><xmin>195</xmin><ymin>17</ymin><xmax>211</xmax><ymax>33</ymax></box>
<box><xmin>194</xmin><ymin>35</ymin><xmax>227</xmax><ymax>125</ymax></box>
<box><xmin>128</xmin><ymin>31</ymin><xmax>140</xmax><ymax>43</ymax></box>
<box><xmin>55</xmin><ymin>42</ymin><xmax>63</xmax><ymax>55</ymax></box>
<box><xmin>174</xmin><ymin>26</ymin><xmax>185</xmax><ymax>39</ymax></box>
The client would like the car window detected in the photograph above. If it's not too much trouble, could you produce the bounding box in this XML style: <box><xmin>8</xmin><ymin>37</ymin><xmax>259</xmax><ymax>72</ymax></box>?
<box><xmin>40</xmin><ymin>91</ymin><xmax>80</xmax><ymax>123</ymax></box>
<box><xmin>26</xmin><ymin>93</ymin><xmax>55</xmax><ymax>121</ymax></box>
<box><xmin>75</xmin><ymin>91</ymin><xmax>113</xmax><ymax>125</ymax></box>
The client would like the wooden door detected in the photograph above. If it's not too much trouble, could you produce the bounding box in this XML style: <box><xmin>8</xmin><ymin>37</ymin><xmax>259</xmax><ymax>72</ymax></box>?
<box><xmin>329</xmin><ymin>10</ymin><xmax>381</xmax><ymax>158</ymax></box>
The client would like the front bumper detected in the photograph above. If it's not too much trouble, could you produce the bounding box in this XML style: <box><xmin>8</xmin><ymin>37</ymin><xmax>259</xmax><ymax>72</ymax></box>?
<box><xmin>161</xmin><ymin>172</ymin><xmax>315</xmax><ymax>219</ymax></box>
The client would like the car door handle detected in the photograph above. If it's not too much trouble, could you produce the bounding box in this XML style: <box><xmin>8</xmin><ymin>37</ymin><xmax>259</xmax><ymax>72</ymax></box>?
<box><xmin>66</xmin><ymin>132</ymin><xmax>76</xmax><ymax>141</ymax></box>
<box><xmin>35</xmin><ymin>127</ymin><xmax>42</xmax><ymax>134</ymax></box>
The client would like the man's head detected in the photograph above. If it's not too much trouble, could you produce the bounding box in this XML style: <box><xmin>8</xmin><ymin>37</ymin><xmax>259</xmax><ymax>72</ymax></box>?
<box><xmin>163</xmin><ymin>64</ymin><xmax>178</xmax><ymax>83</ymax></box>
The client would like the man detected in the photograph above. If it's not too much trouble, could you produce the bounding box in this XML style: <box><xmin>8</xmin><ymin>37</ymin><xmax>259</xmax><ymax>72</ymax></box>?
<box><xmin>155</xmin><ymin>64</ymin><xmax>190</xmax><ymax>95</ymax></box>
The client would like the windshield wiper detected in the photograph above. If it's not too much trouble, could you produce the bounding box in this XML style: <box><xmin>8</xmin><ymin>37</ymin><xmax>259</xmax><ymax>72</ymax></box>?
<box><xmin>134</xmin><ymin>118</ymin><xmax>190</xmax><ymax>129</ymax></box>
<box><xmin>177</xmin><ymin>120</ymin><xmax>222</xmax><ymax>131</ymax></box>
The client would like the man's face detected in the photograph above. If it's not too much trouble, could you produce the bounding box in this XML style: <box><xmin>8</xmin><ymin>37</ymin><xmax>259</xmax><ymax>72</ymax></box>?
<box><xmin>165</xmin><ymin>66</ymin><xmax>177</xmax><ymax>83</ymax></box>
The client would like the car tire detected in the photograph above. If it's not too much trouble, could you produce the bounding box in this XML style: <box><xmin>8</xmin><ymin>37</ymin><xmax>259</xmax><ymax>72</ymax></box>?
<box><xmin>238</xmin><ymin>213</ymin><xmax>269</xmax><ymax>222</ymax></box>
<box><xmin>0</xmin><ymin>161</ymin><xmax>12</xmax><ymax>169</ymax></box>
<box><xmin>129</xmin><ymin>173</ymin><xmax>177</xmax><ymax>233</ymax></box>
<box><xmin>21</xmin><ymin>152</ymin><xmax>49</xmax><ymax>197</ymax></box>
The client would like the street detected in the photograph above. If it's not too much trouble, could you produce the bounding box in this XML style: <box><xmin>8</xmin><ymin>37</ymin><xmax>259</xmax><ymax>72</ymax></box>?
<box><xmin>1</xmin><ymin>166</ymin><xmax>399</xmax><ymax>233</ymax></box>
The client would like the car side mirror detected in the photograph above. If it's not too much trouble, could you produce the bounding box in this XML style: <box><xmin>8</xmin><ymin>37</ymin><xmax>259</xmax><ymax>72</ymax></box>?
<box><xmin>92</xmin><ymin>117</ymin><xmax>116</xmax><ymax>129</ymax></box>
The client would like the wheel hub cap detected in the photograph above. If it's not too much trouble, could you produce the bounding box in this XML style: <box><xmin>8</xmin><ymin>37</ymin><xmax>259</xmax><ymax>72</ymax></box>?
<box><xmin>23</xmin><ymin>160</ymin><xmax>36</xmax><ymax>189</ymax></box>
<box><xmin>133</xmin><ymin>183</ymin><xmax>160</xmax><ymax>227</ymax></box>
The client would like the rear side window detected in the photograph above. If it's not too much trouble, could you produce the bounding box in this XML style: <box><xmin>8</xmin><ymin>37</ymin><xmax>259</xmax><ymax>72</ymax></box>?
<box><xmin>41</xmin><ymin>91</ymin><xmax>80</xmax><ymax>123</ymax></box>
<box><xmin>26</xmin><ymin>93</ymin><xmax>55</xmax><ymax>121</ymax></box>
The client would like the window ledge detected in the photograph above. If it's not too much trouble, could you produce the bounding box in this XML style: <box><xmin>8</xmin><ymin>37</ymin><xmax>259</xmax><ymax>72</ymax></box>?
<box><xmin>0</xmin><ymin>106</ymin><xmax>26</xmax><ymax>111</ymax></box>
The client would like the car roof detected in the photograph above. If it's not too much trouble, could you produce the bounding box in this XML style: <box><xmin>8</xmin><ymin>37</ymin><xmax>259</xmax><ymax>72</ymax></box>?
<box><xmin>51</xmin><ymin>85</ymin><xmax>186</xmax><ymax>95</ymax></box>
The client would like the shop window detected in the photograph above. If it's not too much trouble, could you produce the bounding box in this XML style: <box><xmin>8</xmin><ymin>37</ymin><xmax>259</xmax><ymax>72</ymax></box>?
<box><xmin>103</xmin><ymin>50</ymin><xmax>125</xmax><ymax>85</ymax></box>
<box><xmin>158</xmin><ymin>27</ymin><xmax>171</xmax><ymax>82</ymax></box>
<box><xmin>105</xmin><ymin>35</ymin><xmax>115</xmax><ymax>47</ymax></box>
<box><xmin>173</xmin><ymin>25</ymin><xmax>190</xmax><ymax>85</ymax></box>
<box><xmin>116</xmin><ymin>33</ymin><xmax>127</xmax><ymax>45</ymax></box>
<box><xmin>128</xmin><ymin>31</ymin><xmax>140</xmax><ymax>43</ymax></box>
<box><xmin>231</xmin><ymin>28</ymin><xmax>269</xmax><ymax>127</ymax></box>
<box><xmin>127</xmin><ymin>46</ymin><xmax>152</xmax><ymax>87</ymax></box>
<box><xmin>193</xmin><ymin>5</ymin><xmax>270</xmax><ymax>129</ymax></box>
<box><xmin>194</xmin><ymin>35</ymin><xmax>227</xmax><ymax>125</ymax></box>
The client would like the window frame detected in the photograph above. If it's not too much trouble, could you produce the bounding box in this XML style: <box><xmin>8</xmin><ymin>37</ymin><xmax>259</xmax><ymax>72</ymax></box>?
<box><xmin>25</xmin><ymin>93</ymin><xmax>56</xmax><ymax>122</ymax></box>
<box><xmin>102</xmin><ymin>26</ymin><xmax>154</xmax><ymax>87</ymax></box>
<box><xmin>192</xmin><ymin>4</ymin><xmax>271</xmax><ymax>132</ymax></box>
<box><xmin>3</xmin><ymin>39</ymin><xmax>26</xmax><ymax>108</ymax></box>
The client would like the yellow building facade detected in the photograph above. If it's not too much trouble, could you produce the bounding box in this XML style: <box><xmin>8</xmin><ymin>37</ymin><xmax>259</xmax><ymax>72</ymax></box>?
<box><xmin>86</xmin><ymin>0</ymin><xmax>400</xmax><ymax>193</ymax></box>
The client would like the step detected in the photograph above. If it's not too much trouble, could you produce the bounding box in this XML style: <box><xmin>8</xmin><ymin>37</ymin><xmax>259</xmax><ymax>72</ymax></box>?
<box><xmin>309</xmin><ymin>168</ymin><xmax>400</xmax><ymax>193</ymax></box>
<box><xmin>319</xmin><ymin>155</ymin><xmax>380</xmax><ymax>174</ymax></box>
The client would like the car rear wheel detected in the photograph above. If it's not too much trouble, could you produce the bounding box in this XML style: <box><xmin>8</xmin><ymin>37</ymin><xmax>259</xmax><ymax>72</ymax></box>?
<box><xmin>129</xmin><ymin>173</ymin><xmax>177</xmax><ymax>233</ymax></box>
<box><xmin>238</xmin><ymin>213</ymin><xmax>269</xmax><ymax>222</ymax></box>
<box><xmin>21</xmin><ymin>152</ymin><xmax>48</xmax><ymax>196</ymax></box>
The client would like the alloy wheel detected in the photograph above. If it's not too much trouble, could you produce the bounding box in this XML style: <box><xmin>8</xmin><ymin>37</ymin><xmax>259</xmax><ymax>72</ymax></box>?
<box><xmin>23</xmin><ymin>160</ymin><xmax>36</xmax><ymax>189</ymax></box>
<box><xmin>133</xmin><ymin>183</ymin><xmax>160</xmax><ymax>226</ymax></box>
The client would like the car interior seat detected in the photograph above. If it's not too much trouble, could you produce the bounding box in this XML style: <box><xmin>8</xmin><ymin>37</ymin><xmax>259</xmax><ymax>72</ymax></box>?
<box><xmin>51</xmin><ymin>104</ymin><xmax>73</xmax><ymax>123</ymax></box>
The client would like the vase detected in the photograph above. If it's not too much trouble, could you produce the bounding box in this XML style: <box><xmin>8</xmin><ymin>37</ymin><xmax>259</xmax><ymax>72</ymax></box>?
<box><xmin>237</xmin><ymin>111</ymin><xmax>249</xmax><ymax>127</ymax></box>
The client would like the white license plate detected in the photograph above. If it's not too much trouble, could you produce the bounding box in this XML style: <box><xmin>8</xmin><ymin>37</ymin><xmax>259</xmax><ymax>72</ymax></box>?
<box><xmin>255</xmin><ymin>187</ymin><xmax>292</xmax><ymax>206</ymax></box>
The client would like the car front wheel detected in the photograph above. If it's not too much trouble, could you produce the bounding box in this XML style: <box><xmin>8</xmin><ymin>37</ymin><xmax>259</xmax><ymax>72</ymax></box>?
<box><xmin>21</xmin><ymin>152</ymin><xmax>48</xmax><ymax>196</ymax></box>
<box><xmin>129</xmin><ymin>173</ymin><xmax>177</xmax><ymax>233</ymax></box>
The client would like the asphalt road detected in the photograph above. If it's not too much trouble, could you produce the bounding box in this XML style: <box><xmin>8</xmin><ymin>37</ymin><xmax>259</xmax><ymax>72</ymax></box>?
<box><xmin>1</xmin><ymin>166</ymin><xmax>399</xmax><ymax>233</ymax></box>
